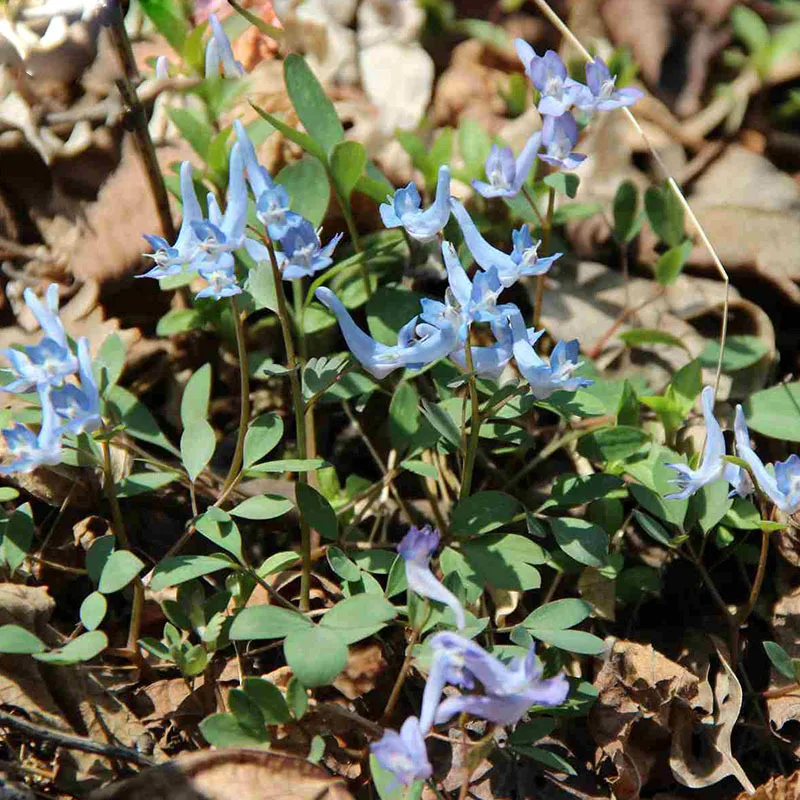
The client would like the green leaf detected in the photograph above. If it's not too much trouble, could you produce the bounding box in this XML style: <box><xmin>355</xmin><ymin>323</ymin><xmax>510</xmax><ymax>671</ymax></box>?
<box><xmin>690</xmin><ymin>478</ymin><xmax>733</xmax><ymax>534</ymax></box>
<box><xmin>632</xmin><ymin>509</ymin><xmax>674</xmax><ymax>547</ymax></box>
<box><xmin>764</xmin><ymin>641</ymin><xmax>795</xmax><ymax>681</ymax></box>
<box><xmin>0</xmin><ymin>487</ymin><xmax>18</xmax><ymax>502</ymax></box>
<box><xmin>327</xmin><ymin>546</ymin><xmax>361</xmax><ymax>582</ymax></box>
<box><xmin>200</xmin><ymin>712</ymin><xmax>269</xmax><ymax>748</ymax></box>
<box><xmin>731</xmin><ymin>5</ymin><xmax>770</xmax><ymax>55</ymax></box>
<box><xmin>181</xmin><ymin>364</ymin><xmax>212</xmax><ymax>428</ymax></box>
<box><xmin>283</xmin><ymin>53</ymin><xmax>344</xmax><ymax>156</ymax></box>
<box><xmin>2</xmin><ymin>503</ymin><xmax>34</xmax><ymax>574</ymax></box>
<box><xmin>229</xmin><ymin>605</ymin><xmax>312</xmax><ymax>640</ymax></box>
<box><xmin>286</xmin><ymin>677</ymin><xmax>308</xmax><ymax>719</ymax></box>
<box><xmin>513</xmin><ymin>745</ymin><xmax>577</xmax><ymax>774</ymax></box>
<box><xmin>244</xmin><ymin>258</ymin><xmax>278</xmax><ymax>313</ymax></box>
<box><xmin>319</xmin><ymin>594</ymin><xmax>396</xmax><ymax>643</ymax></box>
<box><xmin>284</xmin><ymin>626</ymin><xmax>348</xmax><ymax>687</ymax></box>
<box><xmin>390</xmin><ymin>382</ymin><xmax>421</xmax><ymax>453</ymax></box>
<box><xmin>420</xmin><ymin>399</ymin><xmax>461</xmax><ymax>448</ymax></box>
<box><xmin>107</xmin><ymin>385</ymin><xmax>179</xmax><ymax>456</ymax></box>
<box><xmin>115</xmin><ymin>471</ymin><xmax>180</xmax><ymax>498</ymax></box>
<box><xmin>229</xmin><ymin>687</ymin><xmax>266</xmax><ymax>734</ymax></box>
<box><xmin>150</xmin><ymin>554</ymin><xmax>235</xmax><ymax>591</ymax></box>
<box><xmin>98</xmin><ymin>550</ymin><xmax>145</xmax><ymax>594</ymax></box>
<box><xmin>0</xmin><ymin>624</ymin><xmax>46</xmax><ymax>654</ymax></box>
<box><xmin>181</xmin><ymin>421</ymin><xmax>216</xmax><ymax>483</ymax></box>
<box><xmin>276</xmin><ymin>157</ymin><xmax>330</xmax><ymax>227</ymax></box>
<box><xmin>509</xmin><ymin>718</ymin><xmax>557</xmax><ymax>745</ymax></box>
<box><xmin>367</xmin><ymin>286</ymin><xmax>427</xmax><ymax>346</ymax></box>
<box><xmin>550</xmin><ymin>517</ymin><xmax>609</xmax><ymax>568</ymax></box>
<box><xmin>371</xmin><ymin>755</ymin><xmax>424</xmax><ymax>800</ymax></box>
<box><xmin>246</xmin><ymin>458</ymin><xmax>326</xmax><ymax>474</ymax></box>
<box><xmin>257</xmin><ymin>551</ymin><xmax>301</xmax><ymax>577</ymax></box>
<box><xmin>450</xmin><ymin>491</ymin><xmax>521</xmax><ymax>537</ymax></box>
<box><xmin>458</xmin><ymin>117</ymin><xmax>492</xmax><ymax>176</ymax></box>
<box><xmin>523</xmin><ymin>599</ymin><xmax>592</xmax><ymax>631</ymax></box>
<box><xmin>80</xmin><ymin>592</ymin><xmax>107</xmax><ymax>631</ymax></box>
<box><xmin>34</xmin><ymin>630</ymin><xmax>108</xmax><ymax>664</ymax></box>
<box><xmin>543</xmin><ymin>172</ymin><xmax>579</xmax><ymax>199</ymax></box>
<box><xmin>139</xmin><ymin>0</ymin><xmax>188</xmax><ymax>53</ymax></box>
<box><xmin>242</xmin><ymin>677</ymin><xmax>292</xmax><ymax>724</ymax></box>
<box><xmin>459</xmin><ymin>533</ymin><xmax>547</xmax><ymax>591</ymax></box>
<box><xmin>168</xmin><ymin>108</ymin><xmax>213</xmax><ymax>160</ymax></box>
<box><xmin>251</xmin><ymin>102</ymin><xmax>325</xmax><ymax>162</ymax></box>
<box><xmin>296</xmin><ymin>483</ymin><xmax>338</xmax><ymax>540</ymax></box>
<box><xmin>743</xmin><ymin>381</ymin><xmax>800</xmax><ymax>442</ymax></box>
<box><xmin>612</xmin><ymin>180</ymin><xmax>639</xmax><ymax>243</ymax></box>
<box><xmin>528</xmin><ymin>628</ymin><xmax>606</xmax><ymax>655</ymax></box>
<box><xmin>243</xmin><ymin>413</ymin><xmax>284</xmax><ymax>468</ymax></box>
<box><xmin>618</xmin><ymin>328</ymin><xmax>688</xmax><ymax>351</ymax></box>
<box><xmin>655</xmin><ymin>241</ymin><xmax>692</xmax><ymax>286</ymax></box>
<box><xmin>329</xmin><ymin>140</ymin><xmax>367</xmax><ymax>201</ymax></box>
<box><xmin>227</xmin><ymin>0</ymin><xmax>284</xmax><ymax>40</ymax></box>
<box><xmin>230</xmin><ymin>495</ymin><xmax>293</xmax><ymax>520</ymax></box>
<box><xmin>550</xmin><ymin>474</ymin><xmax>624</xmax><ymax>507</ymax></box>
<box><xmin>156</xmin><ymin>308</ymin><xmax>203</xmax><ymax>337</ymax></box>
<box><xmin>578</xmin><ymin>426</ymin><xmax>650</xmax><ymax>462</ymax></box>
<box><xmin>699</xmin><ymin>335</ymin><xmax>769</xmax><ymax>373</ymax></box>
<box><xmin>182</xmin><ymin>643</ymin><xmax>208</xmax><ymax>677</ymax></box>
<box><xmin>644</xmin><ymin>184</ymin><xmax>684</xmax><ymax>247</ymax></box>
<box><xmin>195</xmin><ymin>508</ymin><xmax>243</xmax><ymax>562</ymax></box>
<box><xmin>96</xmin><ymin>333</ymin><xmax>126</xmax><ymax>390</ymax></box>
<box><xmin>401</xmin><ymin>459</ymin><xmax>438</xmax><ymax>479</ymax></box>
<box><xmin>86</xmin><ymin>534</ymin><xmax>115</xmax><ymax>585</ymax></box>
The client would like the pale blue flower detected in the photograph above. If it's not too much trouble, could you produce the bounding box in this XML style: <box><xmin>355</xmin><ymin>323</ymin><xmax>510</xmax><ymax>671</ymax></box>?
<box><xmin>380</xmin><ymin>166</ymin><xmax>451</xmax><ymax>242</ymax></box>
<box><xmin>3</xmin><ymin>285</ymin><xmax>77</xmax><ymax>393</ymax></box>
<box><xmin>233</xmin><ymin>119</ymin><xmax>274</xmax><ymax>200</ymax></box>
<box><xmin>472</xmin><ymin>133</ymin><xmax>541</xmax><ymax>199</ymax></box>
<box><xmin>51</xmin><ymin>338</ymin><xmax>101</xmax><ymax>435</ymax></box>
<box><xmin>575</xmin><ymin>57</ymin><xmax>644</xmax><ymax>112</ymax></box>
<box><xmin>449</xmin><ymin>201</ymin><xmax>560</xmax><ymax>289</ymax></box>
<box><xmin>450</xmin><ymin>317</ymin><xmax>543</xmax><ymax>380</ymax></box>
<box><xmin>735</xmin><ymin>406</ymin><xmax>800</xmax><ymax>515</ymax></box>
<box><xmin>514</xmin><ymin>41</ymin><xmax>585</xmax><ymax>117</ymax></box>
<box><xmin>276</xmin><ymin>218</ymin><xmax>343</xmax><ymax>280</ymax></box>
<box><xmin>399</xmin><ymin>525</ymin><xmax>465</xmax><ymax>632</ymax></box>
<box><xmin>315</xmin><ymin>288</ymin><xmax>457</xmax><ymax>379</ymax></box>
<box><xmin>139</xmin><ymin>161</ymin><xmax>203</xmax><ymax>280</ymax></box>
<box><xmin>539</xmin><ymin>113</ymin><xmax>586</xmax><ymax>171</ymax></box>
<box><xmin>370</xmin><ymin>716</ymin><xmax>432</xmax><ymax>786</ymax></box>
<box><xmin>420</xmin><ymin>632</ymin><xmax>568</xmax><ymax>730</ymax></box>
<box><xmin>205</xmin><ymin>13</ymin><xmax>245</xmax><ymax>79</ymax></box>
<box><xmin>155</xmin><ymin>56</ymin><xmax>169</xmax><ymax>80</ymax></box>
<box><xmin>257</xmin><ymin>186</ymin><xmax>301</xmax><ymax>241</ymax></box>
<box><xmin>507</xmin><ymin>309</ymin><xmax>591</xmax><ymax>399</ymax></box>
<box><xmin>196</xmin><ymin>252</ymin><xmax>242</xmax><ymax>300</ymax></box>
<box><xmin>0</xmin><ymin>389</ymin><xmax>62</xmax><ymax>474</ymax></box>
<box><xmin>665</xmin><ymin>386</ymin><xmax>727</xmax><ymax>500</ymax></box>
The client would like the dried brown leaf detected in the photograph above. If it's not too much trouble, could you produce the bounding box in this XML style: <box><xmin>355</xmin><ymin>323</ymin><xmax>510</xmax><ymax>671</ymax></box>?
<box><xmin>737</xmin><ymin>770</ymin><xmax>800</xmax><ymax>800</ymax></box>
<box><xmin>767</xmin><ymin>586</ymin><xmax>800</xmax><ymax>755</ymax></box>
<box><xmin>88</xmin><ymin>749</ymin><xmax>355</xmax><ymax>800</ymax></box>
<box><xmin>332</xmin><ymin>642</ymin><xmax>387</xmax><ymax>700</ymax></box>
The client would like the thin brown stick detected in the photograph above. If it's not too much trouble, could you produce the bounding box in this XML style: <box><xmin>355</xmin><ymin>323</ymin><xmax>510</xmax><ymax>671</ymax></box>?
<box><xmin>382</xmin><ymin>628</ymin><xmax>421</xmax><ymax>724</ymax></box>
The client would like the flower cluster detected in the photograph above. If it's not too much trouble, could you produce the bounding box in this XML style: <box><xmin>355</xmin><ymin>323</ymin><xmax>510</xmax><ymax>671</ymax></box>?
<box><xmin>1</xmin><ymin>285</ymin><xmax>101</xmax><ymax>474</ymax></box>
<box><xmin>317</xmin><ymin>187</ymin><xmax>590</xmax><ymax>399</ymax></box>
<box><xmin>371</xmin><ymin>526</ymin><xmax>569</xmax><ymax>786</ymax></box>
<box><xmin>665</xmin><ymin>386</ymin><xmax>799</xmax><ymax>515</ymax></box>
<box><xmin>472</xmin><ymin>46</ymin><xmax>643</xmax><ymax>199</ymax></box>
<box><xmin>139</xmin><ymin>121</ymin><xmax>341</xmax><ymax>299</ymax></box>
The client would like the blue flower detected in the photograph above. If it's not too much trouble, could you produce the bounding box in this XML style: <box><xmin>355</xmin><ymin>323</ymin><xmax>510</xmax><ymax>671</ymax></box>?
<box><xmin>205</xmin><ymin>13</ymin><xmax>245</xmax><ymax>79</ymax></box>
<box><xmin>575</xmin><ymin>57</ymin><xmax>644</xmax><ymax>112</ymax></box>
<box><xmin>51</xmin><ymin>338</ymin><xmax>101</xmax><ymax>435</ymax></box>
<box><xmin>380</xmin><ymin>166</ymin><xmax>451</xmax><ymax>242</ymax></box>
<box><xmin>3</xmin><ymin>285</ymin><xmax>78</xmax><ymax>393</ymax></box>
<box><xmin>257</xmin><ymin>186</ymin><xmax>301</xmax><ymax>241</ymax></box>
<box><xmin>276</xmin><ymin>218</ymin><xmax>343</xmax><ymax>280</ymax></box>
<box><xmin>399</xmin><ymin>525</ymin><xmax>465</xmax><ymax>632</ymax></box>
<box><xmin>370</xmin><ymin>717</ymin><xmax>432</xmax><ymax>787</ymax></box>
<box><xmin>195</xmin><ymin>252</ymin><xmax>242</xmax><ymax>300</ymax></box>
<box><xmin>233</xmin><ymin>119</ymin><xmax>274</xmax><ymax>200</ymax></box>
<box><xmin>735</xmin><ymin>406</ymin><xmax>800</xmax><ymax>515</ymax></box>
<box><xmin>449</xmin><ymin>201</ymin><xmax>561</xmax><ymax>289</ymax></box>
<box><xmin>507</xmin><ymin>309</ymin><xmax>591</xmax><ymax>399</ymax></box>
<box><xmin>539</xmin><ymin>113</ymin><xmax>586</xmax><ymax>171</ymax></box>
<box><xmin>420</xmin><ymin>631</ymin><xmax>568</xmax><ymax>731</ymax></box>
<box><xmin>139</xmin><ymin>161</ymin><xmax>204</xmax><ymax>280</ymax></box>
<box><xmin>0</xmin><ymin>389</ymin><xmax>62</xmax><ymax>474</ymax></box>
<box><xmin>472</xmin><ymin>133</ymin><xmax>541</xmax><ymax>199</ymax></box>
<box><xmin>514</xmin><ymin>41</ymin><xmax>586</xmax><ymax>117</ymax></box>
<box><xmin>664</xmin><ymin>386</ymin><xmax>728</xmax><ymax>500</ymax></box>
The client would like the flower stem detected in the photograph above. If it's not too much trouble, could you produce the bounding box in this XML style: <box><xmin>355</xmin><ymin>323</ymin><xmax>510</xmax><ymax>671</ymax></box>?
<box><xmin>264</xmin><ymin>233</ymin><xmax>313</xmax><ymax>611</ymax></box>
<box><xmin>219</xmin><ymin>297</ymin><xmax>250</xmax><ymax>498</ymax></box>
<box><xmin>330</xmin><ymin>181</ymin><xmax>369</xmax><ymax>297</ymax></box>
<box><xmin>532</xmin><ymin>186</ymin><xmax>556</xmax><ymax>330</ymax></box>
<box><xmin>381</xmin><ymin>627</ymin><xmax>420</xmax><ymax>725</ymax></box>
<box><xmin>101</xmin><ymin>435</ymin><xmax>143</xmax><ymax>657</ymax></box>
<box><xmin>459</xmin><ymin>340</ymin><xmax>481</xmax><ymax>500</ymax></box>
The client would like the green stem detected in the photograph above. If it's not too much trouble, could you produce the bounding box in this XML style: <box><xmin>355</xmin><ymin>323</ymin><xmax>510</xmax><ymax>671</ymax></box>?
<box><xmin>332</xmin><ymin>184</ymin><xmax>369</xmax><ymax>297</ymax></box>
<box><xmin>219</xmin><ymin>297</ymin><xmax>250</xmax><ymax>497</ymax></box>
<box><xmin>459</xmin><ymin>340</ymin><xmax>481</xmax><ymax>500</ymax></box>
<box><xmin>264</xmin><ymin>233</ymin><xmax>313</xmax><ymax>611</ymax></box>
<box><xmin>532</xmin><ymin>186</ymin><xmax>556</xmax><ymax>330</ymax></box>
<box><xmin>292</xmin><ymin>279</ymin><xmax>307</xmax><ymax>362</ymax></box>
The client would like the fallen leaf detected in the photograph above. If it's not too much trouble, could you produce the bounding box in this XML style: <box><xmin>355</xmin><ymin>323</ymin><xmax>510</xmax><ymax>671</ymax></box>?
<box><xmin>333</xmin><ymin>641</ymin><xmax>388</xmax><ymax>700</ymax></box>
<box><xmin>88</xmin><ymin>749</ymin><xmax>355</xmax><ymax>800</ymax></box>
<box><xmin>737</xmin><ymin>770</ymin><xmax>800</xmax><ymax>799</ymax></box>
<box><xmin>669</xmin><ymin>640</ymin><xmax>755</xmax><ymax>794</ymax></box>
<box><xmin>767</xmin><ymin>586</ymin><xmax>800</xmax><ymax>757</ymax></box>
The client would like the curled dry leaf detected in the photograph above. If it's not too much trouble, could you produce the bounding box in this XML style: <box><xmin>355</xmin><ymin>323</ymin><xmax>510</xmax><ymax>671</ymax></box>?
<box><xmin>589</xmin><ymin>640</ymin><xmax>700</xmax><ymax>800</ymax></box>
<box><xmin>737</xmin><ymin>769</ymin><xmax>800</xmax><ymax>800</ymax></box>
<box><xmin>88</xmin><ymin>749</ymin><xmax>355</xmax><ymax>800</ymax></box>
<box><xmin>767</xmin><ymin>586</ymin><xmax>800</xmax><ymax>757</ymax></box>
<box><xmin>669</xmin><ymin>640</ymin><xmax>754</xmax><ymax>794</ymax></box>
<box><xmin>332</xmin><ymin>641</ymin><xmax>388</xmax><ymax>700</ymax></box>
